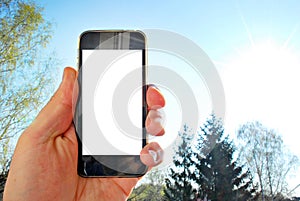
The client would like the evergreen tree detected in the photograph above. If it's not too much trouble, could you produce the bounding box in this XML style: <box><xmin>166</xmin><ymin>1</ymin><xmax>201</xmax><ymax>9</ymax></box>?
<box><xmin>195</xmin><ymin>114</ymin><xmax>256</xmax><ymax>201</ymax></box>
<box><xmin>165</xmin><ymin>125</ymin><xmax>196</xmax><ymax>201</ymax></box>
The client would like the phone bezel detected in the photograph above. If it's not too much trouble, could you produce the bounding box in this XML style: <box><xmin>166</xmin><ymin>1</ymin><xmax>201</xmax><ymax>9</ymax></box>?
<box><xmin>75</xmin><ymin>30</ymin><xmax>148</xmax><ymax>177</ymax></box>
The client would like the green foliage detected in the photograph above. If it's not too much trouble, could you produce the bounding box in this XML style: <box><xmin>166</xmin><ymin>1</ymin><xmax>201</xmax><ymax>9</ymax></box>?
<box><xmin>164</xmin><ymin>125</ymin><xmax>197</xmax><ymax>201</ymax></box>
<box><xmin>0</xmin><ymin>0</ymin><xmax>51</xmax><ymax>74</ymax></box>
<box><xmin>128</xmin><ymin>167</ymin><xmax>169</xmax><ymax>200</ymax></box>
<box><xmin>0</xmin><ymin>0</ymin><xmax>56</xmax><ymax>174</ymax></box>
<box><xmin>128</xmin><ymin>183</ymin><xmax>168</xmax><ymax>201</ymax></box>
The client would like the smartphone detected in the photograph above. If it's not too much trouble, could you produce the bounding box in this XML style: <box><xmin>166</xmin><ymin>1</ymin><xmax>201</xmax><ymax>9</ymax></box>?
<box><xmin>74</xmin><ymin>30</ymin><xmax>148</xmax><ymax>177</ymax></box>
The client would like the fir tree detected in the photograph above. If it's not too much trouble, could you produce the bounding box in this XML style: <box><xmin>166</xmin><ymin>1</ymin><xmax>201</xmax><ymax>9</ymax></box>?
<box><xmin>165</xmin><ymin>125</ymin><xmax>196</xmax><ymax>201</ymax></box>
<box><xmin>195</xmin><ymin>114</ymin><xmax>256</xmax><ymax>201</ymax></box>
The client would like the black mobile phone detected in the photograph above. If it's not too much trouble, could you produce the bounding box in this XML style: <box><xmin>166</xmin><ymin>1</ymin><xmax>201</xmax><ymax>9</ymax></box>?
<box><xmin>74</xmin><ymin>30</ymin><xmax>148</xmax><ymax>177</ymax></box>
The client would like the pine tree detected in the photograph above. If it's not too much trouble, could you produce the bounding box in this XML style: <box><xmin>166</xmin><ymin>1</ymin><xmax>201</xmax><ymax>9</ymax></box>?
<box><xmin>165</xmin><ymin>125</ymin><xmax>196</xmax><ymax>201</ymax></box>
<box><xmin>195</xmin><ymin>114</ymin><xmax>256</xmax><ymax>201</ymax></box>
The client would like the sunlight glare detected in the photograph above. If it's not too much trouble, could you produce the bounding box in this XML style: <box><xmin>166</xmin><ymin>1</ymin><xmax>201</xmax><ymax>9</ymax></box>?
<box><xmin>221</xmin><ymin>40</ymin><xmax>300</xmax><ymax>155</ymax></box>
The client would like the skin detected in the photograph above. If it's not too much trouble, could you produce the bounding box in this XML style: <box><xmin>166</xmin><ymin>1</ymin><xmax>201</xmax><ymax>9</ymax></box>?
<box><xmin>3</xmin><ymin>67</ymin><xmax>166</xmax><ymax>201</ymax></box>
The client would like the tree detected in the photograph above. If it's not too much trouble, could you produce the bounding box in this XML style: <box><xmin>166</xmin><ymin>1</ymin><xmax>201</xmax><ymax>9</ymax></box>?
<box><xmin>128</xmin><ymin>183</ymin><xmax>168</xmax><ymax>201</ymax></box>
<box><xmin>164</xmin><ymin>125</ymin><xmax>197</xmax><ymax>201</ymax></box>
<box><xmin>195</xmin><ymin>114</ymin><xmax>256</xmax><ymax>201</ymax></box>
<box><xmin>144</xmin><ymin>167</ymin><xmax>167</xmax><ymax>186</ymax></box>
<box><xmin>128</xmin><ymin>168</ymin><xmax>168</xmax><ymax>201</ymax></box>
<box><xmin>237</xmin><ymin>121</ymin><xmax>299</xmax><ymax>201</ymax></box>
<box><xmin>0</xmin><ymin>0</ymin><xmax>55</xmax><ymax>196</ymax></box>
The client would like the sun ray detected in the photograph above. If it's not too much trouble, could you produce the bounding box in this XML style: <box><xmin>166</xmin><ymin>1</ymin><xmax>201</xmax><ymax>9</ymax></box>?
<box><xmin>282</xmin><ymin>24</ymin><xmax>299</xmax><ymax>50</ymax></box>
<box><xmin>235</xmin><ymin>1</ymin><xmax>255</xmax><ymax>48</ymax></box>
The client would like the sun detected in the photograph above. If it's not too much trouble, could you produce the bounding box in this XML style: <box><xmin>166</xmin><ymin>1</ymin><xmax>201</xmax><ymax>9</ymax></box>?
<box><xmin>220</xmin><ymin>39</ymin><xmax>300</xmax><ymax>147</ymax></box>
<box><xmin>231</xmin><ymin>41</ymin><xmax>298</xmax><ymax>97</ymax></box>
<box><xmin>237</xmin><ymin>41</ymin><xmax>298</xmax><ymax>73</ymax></box>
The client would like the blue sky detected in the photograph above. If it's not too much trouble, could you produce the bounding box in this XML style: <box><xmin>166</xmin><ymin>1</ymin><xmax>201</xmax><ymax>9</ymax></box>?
<box><xmin>41</xmin><ymin>0</ymin><xmax>300</xmax><ymax>67</ymax></box>
<box><xmin>39</xmin><ymin>0</ymin><xmax>300</xmax><ymax>195</ymax></box>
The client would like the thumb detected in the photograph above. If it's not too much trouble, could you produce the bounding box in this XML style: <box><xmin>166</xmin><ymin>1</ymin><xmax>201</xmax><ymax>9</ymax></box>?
<box><xmin>25</xmin><ymin>67</ymin><xmax>78</xmax><ymax>142</ymax></box>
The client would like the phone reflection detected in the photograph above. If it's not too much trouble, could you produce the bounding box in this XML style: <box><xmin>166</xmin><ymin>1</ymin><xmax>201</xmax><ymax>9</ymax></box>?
<box><xmin>82</xmin><ymin>155</ymin><xmax>147</xmax><ymax>177</ymax></box>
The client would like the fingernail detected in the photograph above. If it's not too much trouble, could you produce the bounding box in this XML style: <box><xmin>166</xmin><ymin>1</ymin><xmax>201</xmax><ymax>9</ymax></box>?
<box><xmin>147</xmin><ymin>84</ymin><xmax>160</xmax><ymax>91</ymax></box>
<box><xmin>69</xmin><ymin>68</ymin><xmax>76</xmax><ymax>79</ymax></box>
<box><xmin>148</xmin><ymin>150</ymin><xmax>157</xmax><ymax>162</ymax></box>
<box><xmin>63</xmin><ymin>67</ymin><xmax>76</xmax><ymax>82</ymax></box>
<box><xmin>148</xmin><ymin>149</ymin><xmax>163</xmax><ymax>164</ymax></box>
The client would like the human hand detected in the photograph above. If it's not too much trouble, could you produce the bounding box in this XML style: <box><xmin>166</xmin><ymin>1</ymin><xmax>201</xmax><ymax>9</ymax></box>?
<box><xmin>3</xmin><ymin>67</ymin><xmax>165</xmax><ymax>201</ymax></box>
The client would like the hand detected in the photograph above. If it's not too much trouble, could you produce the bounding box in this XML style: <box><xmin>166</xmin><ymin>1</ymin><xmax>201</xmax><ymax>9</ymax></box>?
<box><xmin>3</xmin><ymin>67</ymin><xmax>165</xmax><ymax>201</ymax></box>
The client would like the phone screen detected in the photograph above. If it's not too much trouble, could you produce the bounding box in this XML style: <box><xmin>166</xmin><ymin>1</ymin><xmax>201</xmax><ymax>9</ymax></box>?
<box><xmin>82</xmin><ymin>49</ymin><xmax>142</xmax><ymax>155</ymax></box>
<box><xmin>75</xmin><ymin>31</ymin><xmax>147</xmax><ymax>177</ymax></box>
